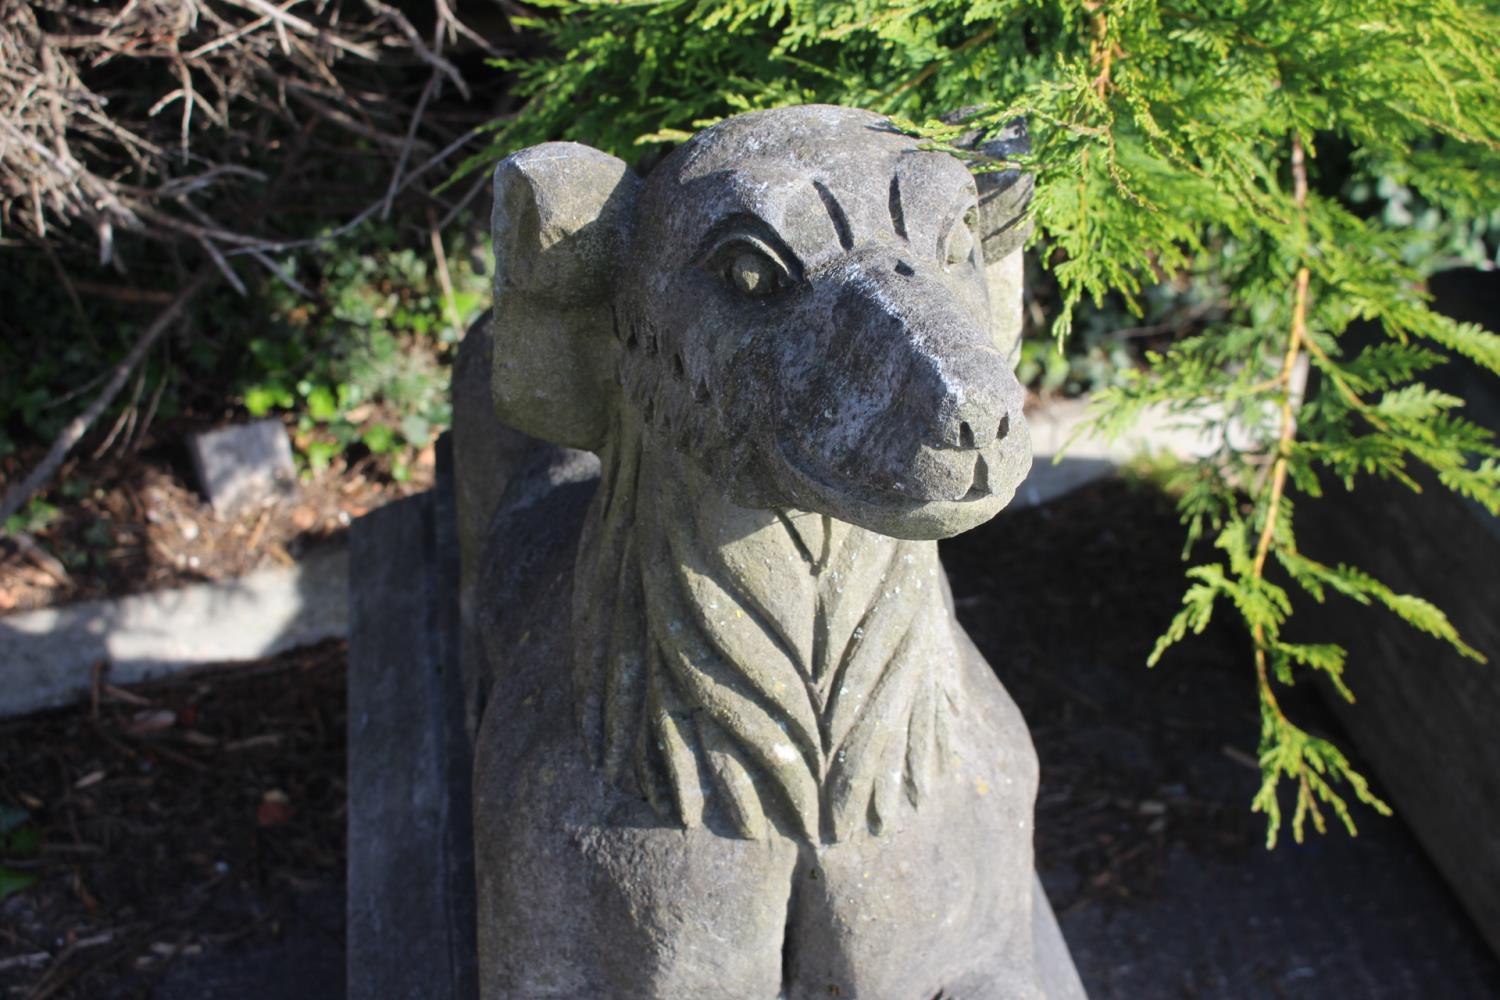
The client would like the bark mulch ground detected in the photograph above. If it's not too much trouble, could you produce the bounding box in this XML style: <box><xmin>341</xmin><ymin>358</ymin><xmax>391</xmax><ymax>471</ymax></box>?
<box><xmin>0</xmin><ymin>440</ymin><xmax>432</xmax><ymax>616</ymax></box>
<box><xmin>0</xmin><ymin>642</ymin><xmax>345</xmax><ymax>999</ymax></box>
<box><xmin>945</xmin><ymin>477</ymin><xmax>1500</xmax><ymax>997</ymax></box>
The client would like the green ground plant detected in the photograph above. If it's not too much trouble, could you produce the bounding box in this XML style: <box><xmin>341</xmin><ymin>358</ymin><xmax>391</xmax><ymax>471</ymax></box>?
<box><xmin>1</xmin><ymin>221</ymin><xmax>490</xmax><ymax>484</ymax></box>
<box><xmin>475</xmin><ymin>0</ymin><xmax>1500</xmax><ymax>847</ymax></box>
<box><xmin>0</xmin><ymin>805</ymin><xmax>38</xmax><ymax>902</ymax></box>
<box><xmin>231</xmin><ymin>222</ymin><xmax>491</xmax><ymax>480</ymax></box>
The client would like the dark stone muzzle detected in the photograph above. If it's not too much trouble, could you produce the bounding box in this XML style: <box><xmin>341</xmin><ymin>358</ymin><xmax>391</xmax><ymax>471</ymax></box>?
<box><xmin>813</xmin><ymin>252</ymin><xmax>1024</xmax><ymax>504</ymax></box>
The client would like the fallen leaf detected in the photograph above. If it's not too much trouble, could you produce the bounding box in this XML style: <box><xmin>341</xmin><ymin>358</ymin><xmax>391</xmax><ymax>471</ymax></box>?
<box><xmin>124</xmin><ymin>708</ymin><xmax>177</xmax><ymax>735</ymax></box>
<box><xmin>74</xmin><ymin>770</ymin><xmax>106</xmax><ymax>790</ymax></box>
<box><xmin>257</xmin><ymin>789</ymin><xmax>293</xmax><ymax>827</ymax></box>
<box><xmin>0</xmin><ymin>868</ymin><xmax>36</xmax><ymax>902</ymax></box>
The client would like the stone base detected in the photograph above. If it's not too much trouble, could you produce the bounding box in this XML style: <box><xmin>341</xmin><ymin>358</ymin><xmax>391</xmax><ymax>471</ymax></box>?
<box><xmin>347</xmin><ymin>439</ymin><xmax>478</xmax><ymax>999</ymax></box>
<box><xmin>1</xmin><ymin>545</ymin><xmax>347</xmax><ymax>718</ymax></box>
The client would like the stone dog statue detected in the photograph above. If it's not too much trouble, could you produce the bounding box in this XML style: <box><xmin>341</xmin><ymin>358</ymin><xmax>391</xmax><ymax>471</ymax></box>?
<box><xmin>456</xmin><ymin>105</ymin><xmax>1085</xmax><ymax>999</ymax></box>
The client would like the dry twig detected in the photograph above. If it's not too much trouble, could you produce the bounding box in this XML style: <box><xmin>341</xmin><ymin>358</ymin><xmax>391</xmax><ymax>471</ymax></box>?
<box><xmin>0</xmin><ymin>0</ymin><xmax>488</xmax><ymax>260</ymax></box>
<box><xmin>0</xmin><ymin>268</ymin><xmax>213</xmax><ymax>529</ymax></box>
<box><xmin>0</xmin><ymin>0</ymin><xmax>497</xmax><ymax>523</ymax></box>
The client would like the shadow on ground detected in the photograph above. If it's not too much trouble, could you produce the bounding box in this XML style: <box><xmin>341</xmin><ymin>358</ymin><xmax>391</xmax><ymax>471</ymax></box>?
<box><xmin>945</xmin><ymin>477</ymin><xmax>1500</xmax><ymax>999</ymax></box>
<box><xmin>0</xmin><ymin>644</ymin><xmax>347</xmax><ymax>999</ymax></box>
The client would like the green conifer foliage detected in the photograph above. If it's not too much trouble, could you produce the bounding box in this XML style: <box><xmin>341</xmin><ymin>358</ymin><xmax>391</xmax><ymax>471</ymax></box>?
<box><xmin>477</xmin><ymin>0</ymin><xmax>1500</xmax><ymax>847</ymax></box>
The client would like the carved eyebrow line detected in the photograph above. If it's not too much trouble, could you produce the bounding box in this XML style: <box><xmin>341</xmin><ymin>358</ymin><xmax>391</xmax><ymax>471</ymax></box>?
<box><xmin>888</xmin><ymin>174</ymin><xmax>908</xmax><ymax>242</ymax></box>
<box><xmin>811</xmin><ymin>179</ymin><xmax>853</xmax><ymax>252</ymax></box>
<box><xmin>693</xmin><ymin>211</ymin><xmax>805</xmax><ymax>278</ymax></box>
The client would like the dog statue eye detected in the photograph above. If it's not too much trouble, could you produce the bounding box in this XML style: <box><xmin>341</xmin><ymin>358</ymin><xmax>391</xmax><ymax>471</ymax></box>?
<box><xmin>944</xmin><ymin>210</ymin><xmax>978</xmax><ymax>268</ymax></box>
<box><xmin>726</xmin><ymin>249</ymin><xmax>780</xmax><ymax>297</ymax></box>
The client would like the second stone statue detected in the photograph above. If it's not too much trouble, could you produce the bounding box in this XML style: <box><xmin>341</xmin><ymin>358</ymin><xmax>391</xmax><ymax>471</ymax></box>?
<box><xmin>455</xmin><ymin>105</ymin><xmax>1086</xmax><ymax>1000</ymax></box>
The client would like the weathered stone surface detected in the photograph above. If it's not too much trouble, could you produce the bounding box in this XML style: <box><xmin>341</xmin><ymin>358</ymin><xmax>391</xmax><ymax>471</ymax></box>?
<box><xmin>347</xmin><ymin>449</ymin><xmax>476</xmax><ymax>1000</ymax></box>
<box><xmin>451</xmin><ymin>317</ymin><xmax>543</xmax><ymax>738</ymax></box>
<box><xmin>988</xmin><ymin>246</ymin><xmax>1026</xmax><ymax>368</ymax></box>
<box><xmin>186</xmin><ymin>418</ymin><xmax>296</xmax><ymax>514</ymax></box>
<box><xmin>462</xmin><ymin>105</ymin><xmax>1084</xmax><ymax>998</ymax></box>
<box><xmin>1299</xmin><ymin>268</ymin><xmax>1500</xmax><ymax>961</ymax></box>
<box><xmin>964</xmin><ymin>115</ymin><xmax>1031</xmax><ymax>367</ymax></box>
<box><xmin>0</xmin><ymin>546</ymin><xmax>346</xmax><ymax>717</ymax></box>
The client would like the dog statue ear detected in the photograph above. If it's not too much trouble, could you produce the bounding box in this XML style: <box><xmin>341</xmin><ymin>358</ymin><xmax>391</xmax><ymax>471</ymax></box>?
<box><xmin>977</xmin><ymin>169</ymin><xmax>1033</xmax><ymax>264</ymax></box>
<box><xmin>969</xmin><ymin>119</ymin><xmax>1033</xmax><ymax>264</ymax></box>
<box><xmin>959</xmin><ymin>119</ymin><xmax>1033</xmax><ymax>365</ymax></box>
<box><xmin>490</xmin><ymin>142</ymin><xmax>641</xmax><ymax>451</ymax></box>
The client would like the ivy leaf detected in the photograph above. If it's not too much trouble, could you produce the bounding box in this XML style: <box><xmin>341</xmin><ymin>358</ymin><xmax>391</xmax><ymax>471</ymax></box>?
<box><xmin>0</xmin><ymin>868</ymin><xmax>36</xmax><ymax>902</ymax></box>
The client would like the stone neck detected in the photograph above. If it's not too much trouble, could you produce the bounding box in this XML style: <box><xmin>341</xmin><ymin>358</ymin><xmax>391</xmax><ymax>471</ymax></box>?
<box><xmin>572</xmin><ymin>421</ymin><xmax>963</xmax><ymax>843</ymax></box>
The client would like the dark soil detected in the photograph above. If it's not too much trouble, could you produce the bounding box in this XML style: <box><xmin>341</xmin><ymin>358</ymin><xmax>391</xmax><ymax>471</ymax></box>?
<box><xmin>0</xmin><ymin>642</ymin><xmax>346</xmax><ymax>999</ymax></box>
<box><xmin>945</xmin><ymin>478</ymin><xmax>1500</xmax><ymax>998</ymax></box>
<box><xmin>941</xmin><ymin>474</ymin><xmax>1267</xmax><ymax>907</ymax></box>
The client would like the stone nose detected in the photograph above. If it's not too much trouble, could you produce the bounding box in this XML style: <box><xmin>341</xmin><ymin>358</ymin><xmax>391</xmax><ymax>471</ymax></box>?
<box><xmin>943</xmin><ymin>387</ymin><xmax>1013</xmax><ymax>451</ymax></box>
<box><xmin>831</xmin><ymin>249</ymin><xmax>1021</xmax><ymax>453</ymax></box>
<box><xmin>918</xmin><ymin>337</ymin><xmax>1022</xmax><ymax>452</ymax></box>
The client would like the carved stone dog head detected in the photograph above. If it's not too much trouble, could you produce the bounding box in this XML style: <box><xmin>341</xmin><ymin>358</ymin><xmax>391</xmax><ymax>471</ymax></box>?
<box><xmin>490</xmin><ymin>105</ymin><xmax>1031</xmax><ymax>540</ymax></box>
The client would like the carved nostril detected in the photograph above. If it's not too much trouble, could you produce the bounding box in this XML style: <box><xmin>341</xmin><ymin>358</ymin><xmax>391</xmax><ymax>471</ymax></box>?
<box><xmin>950</xmin><ymin>410</ymin><xmax>1011</xmax><ymax>450</ymax></box>
<box><xmin>894</xmin><ymin>260</ymin><xmax>915</xmax><ymax>277</ymax></box>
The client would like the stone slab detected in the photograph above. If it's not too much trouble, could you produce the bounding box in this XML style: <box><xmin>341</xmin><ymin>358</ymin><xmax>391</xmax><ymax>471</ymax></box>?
<box><xmin>186</xmin><ymin>418</ymin><xmax>297</xmax><ymax>514</ymax></box>
<box><xmin>346</xmin><ymin>442</ymin><xmax>477</xmax><ymax>1000</ymax></box>
<box><xmin>1293</xmin><ymin>267</ymin><xmax>1500</xmax><ymax>960</ymax></box>
<box><xmin>1015</xmin><ymin>397</ymin><xmax>1195</xmax><ymax>511</ymax></box>
<box><xmin>0</xmin><ymin>546</ymin><xmax>347</xmax><ymax>717</ymax></box>
<box><xmin>1303</xmin><ymin>471</ymin><xmax>1500</xmax><ymax>960</ymax></box>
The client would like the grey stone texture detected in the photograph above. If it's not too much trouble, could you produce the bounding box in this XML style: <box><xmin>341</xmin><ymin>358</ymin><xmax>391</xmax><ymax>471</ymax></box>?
<box><xmin>0</xmin><ymin>546</ymin><xmax>347</xmax><ymax>717</ymax></box>
<box><xmin>461</xmin><ymin>105</ymin><xmax>1085</xmax><ymax>998</ymax></box>
<box><xmin>347</xmin><ymin>445</ymin><xmax>478</xmax><ymax>1000</ymax></box>
<box><xmin>186</xmin><ymin>417</ymin><xmax>297</xmax><ymax>514</ymax></box>
<box><xmin>970</xmin><ymin>117</ymin><xmax>1032</xmax><ymax>369</ymax></box>
<box><xmin>1299</xmin><ymin>267</ymin><xmax>1500</xmax><ymax>961</ymax></box>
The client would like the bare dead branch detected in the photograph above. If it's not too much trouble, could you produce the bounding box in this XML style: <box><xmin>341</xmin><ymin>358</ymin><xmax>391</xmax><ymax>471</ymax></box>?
<box><xmin>382</xmin><ymin>67</ymin><xmax>443</xmax><ymax>219</ymax></box>
<box><xmin>216</xmin><ymin>0</ymin><xmax>380</xmax><ymax>62</ymax></box>
<box><xmin>1</xmin><ymin>0</ymin><xmax>483</xmax><ymax>255</ymax></box>
<box><xmin>0</xmin><ymin>268</ymin><xmax>215</xmax><ymax>529</ymax></box>
<box><xmin>363</xmin><ymin>0</ymin><xmax>469</xmax><ymax>98</ymax></box>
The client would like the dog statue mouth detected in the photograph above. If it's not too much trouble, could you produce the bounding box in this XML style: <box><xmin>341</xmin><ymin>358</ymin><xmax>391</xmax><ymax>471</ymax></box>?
<box><xmin>772</xmin><ymin>421</ymin><xmax>1032</xmax><ymax>541</ymax></box>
